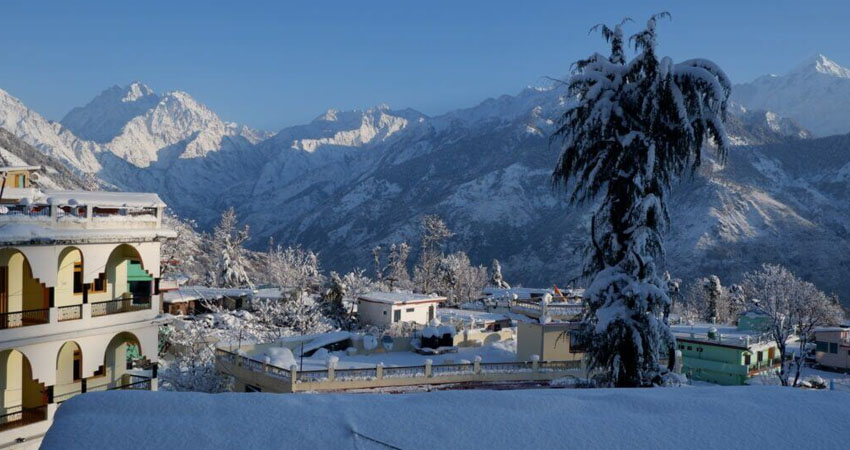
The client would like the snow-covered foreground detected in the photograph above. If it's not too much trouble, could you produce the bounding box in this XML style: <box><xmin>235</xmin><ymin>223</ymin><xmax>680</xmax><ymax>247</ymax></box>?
<box><xmin>44</xmin><ymin>387</ymin><xmax>848</xmax><ymax>449</ymax></box>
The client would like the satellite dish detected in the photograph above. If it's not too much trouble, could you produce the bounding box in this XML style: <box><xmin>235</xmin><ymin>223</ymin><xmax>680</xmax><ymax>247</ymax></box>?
<box><xmin>381</xmin><ymin>334</ymin><xmax>394</xmax><ymax>351</ymax></box>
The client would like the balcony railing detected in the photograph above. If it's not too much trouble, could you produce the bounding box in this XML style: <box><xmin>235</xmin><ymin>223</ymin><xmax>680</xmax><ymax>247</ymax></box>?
<box><xmin>57</xmin><ymin>304</ymin><xmax>83</xmax><ymax>322</ymax></box>
<box><xmin>91</xmin><ymin>296</ymin><xmax>151</xmax><ymax>317</ymax></box>
<box><xmin>109</xmin><ymin>375</ymin><xmax>152</xmax><ymax>391</ymax></box>
<box><xmin>54</xmin><ymin>389</ymin><xmax>82</xmax><ymax>404</ymax></box>
<box><xmin>0</xmin><ymin>406</ymin><xmax>47</xmax><ymax>432</ymax></box>
<box><xmin>0</xmin><ymin>308</ymin><xmax>50</xmax><ymax>329</ymax></box>
<box><xmin>0</xmin><ymin>204</ymin><xmax>50</xmax><ymax>218</ymax></box>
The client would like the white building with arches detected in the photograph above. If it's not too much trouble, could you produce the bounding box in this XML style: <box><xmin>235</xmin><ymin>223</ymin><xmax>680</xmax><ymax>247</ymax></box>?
<box><xmin>0</xmin><ymin>166</ymin><xmax>175</xmax><ymax>447</ymax></box>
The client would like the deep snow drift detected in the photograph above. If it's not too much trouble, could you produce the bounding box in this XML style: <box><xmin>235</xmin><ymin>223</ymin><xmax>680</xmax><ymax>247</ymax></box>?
<box><xmin>43</xmin><ymin>387</ymin><xmax>849</xmax><ymax>449</ymax></box>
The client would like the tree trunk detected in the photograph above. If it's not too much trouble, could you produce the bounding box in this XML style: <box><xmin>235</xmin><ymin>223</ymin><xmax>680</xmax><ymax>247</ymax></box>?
<box><xmin>777</xmin><ymin>343</ymin><xmax>788</xmax><ymax>386</ymax></box>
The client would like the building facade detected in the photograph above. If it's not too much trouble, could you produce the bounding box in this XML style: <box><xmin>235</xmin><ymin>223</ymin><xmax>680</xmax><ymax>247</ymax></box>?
<box><xmin>357</xmin><ymin>292</ymin><xmax>445</xmax><ymax>327</ymax></box>
<box><xmin>0</xmin><ymin>167</ymin><xmax>174</xmax><ymax>447</ymax></box>
<box><xmin>813</xmin><ymin>326</ymin><xmax>850</xmax><ymax>371</ymax></box>
<box><xmin>675</xmin><ymin>327</ymin><xmax>781</xmax><ymax>385</ymax></box>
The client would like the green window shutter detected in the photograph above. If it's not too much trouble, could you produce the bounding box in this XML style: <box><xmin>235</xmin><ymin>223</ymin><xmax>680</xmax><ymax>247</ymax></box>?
<box><xmin>126</xmin><ymin>261</ymin><xmax>152</xmax><ymax>281</ymax></box>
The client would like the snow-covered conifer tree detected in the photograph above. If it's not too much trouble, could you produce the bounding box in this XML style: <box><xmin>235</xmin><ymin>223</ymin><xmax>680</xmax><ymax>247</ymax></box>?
<box><xmin>211</xmin><ymin>207</ymin><xmax>252</xmax><ymax>288</ymax></box>
<box><xmin>491</xmin><ymin>259</ymin><xmax>511</xmax><ymax>289</ymax></box>
<box><xmin>385</xmin><ymin>243</ymin><xmax>412</xmax><ymax>289</ymax></box>
<box><xmin>414</xmin><ymin>215</ymin><xmax>453</xmax><ymax>293</ymax></box>
<box><xmin>552</xmin><ymin>14</ymin><xmax>731</xmax><ymax>386</ymax></box>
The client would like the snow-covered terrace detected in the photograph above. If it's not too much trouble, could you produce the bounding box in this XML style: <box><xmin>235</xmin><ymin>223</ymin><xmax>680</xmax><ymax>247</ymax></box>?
<box><xmin>43</xmin><ymin>387</ymin><xmax>850</xmax><ymax>450</ymax></box>
<box><xmin>0</xmin><ymin>189</ymin><xmax>173</xmax><ymax>244</ymax></box>
<box><xmin>215</xmin><ymin>329</ymin><xmax>584</xmax><ymax>392</ymax></box>
<box><xmin>672</xmin><ymin>323</ymin><xmax>777</xmax><ymax>349</ymax></box>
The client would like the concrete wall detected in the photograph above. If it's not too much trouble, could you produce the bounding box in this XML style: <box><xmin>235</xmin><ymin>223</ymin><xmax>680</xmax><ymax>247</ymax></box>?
<box><xmin>516</xmin><ymin>322</ymin><xmax>582</xmax><ymax>362</ymax></box>
<box><xmin>358</xmin><ymin>301</ymin><xmax>436</xmax><ymax>327</ymax></box>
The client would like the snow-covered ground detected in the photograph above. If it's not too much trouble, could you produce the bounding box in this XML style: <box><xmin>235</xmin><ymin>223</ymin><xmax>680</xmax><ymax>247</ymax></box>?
<box><xmin>43</xmin><ymin>386</ymin><xmax>850</xmax><ymax>449</ymax></box>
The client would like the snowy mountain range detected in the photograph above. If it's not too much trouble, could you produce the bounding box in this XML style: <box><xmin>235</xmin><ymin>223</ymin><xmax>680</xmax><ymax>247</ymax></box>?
<box><xmin>732</xmin><ymin>54</ymin><xmax>850</xmax><ymax>137</ymax></box>
<box><xmin>0</xmin><ymin>55</ymin><xmax>848</xmax><ymax>302</ymax></box>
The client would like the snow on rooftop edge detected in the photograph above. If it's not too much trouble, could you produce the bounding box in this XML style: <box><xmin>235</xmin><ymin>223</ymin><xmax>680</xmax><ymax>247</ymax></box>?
<box><xmin>358</xmin><ymin>291</ymin><xmax>445</xmax><ymax>304</ymax></box>
<box><xmin>40</xmin><ymin>190</ymin><xmax>166</xmax><ymax>207</ymax></box>
<box><xmin>43</xmin><ymin>387</ymin><xmax>849</xmax><ymax>450</ymax></box>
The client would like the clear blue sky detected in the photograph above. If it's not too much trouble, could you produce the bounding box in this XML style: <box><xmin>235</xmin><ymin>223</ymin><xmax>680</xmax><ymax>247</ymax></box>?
<box><xmin>0</xmin><ymin>0</ymin><xmax>848</xmax><ymax>131</ymax></box>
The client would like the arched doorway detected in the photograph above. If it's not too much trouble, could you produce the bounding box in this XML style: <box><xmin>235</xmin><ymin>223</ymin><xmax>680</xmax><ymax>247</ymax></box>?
<box><xmin>56</xmin><ymin>247</ymin><xmax>84</xmax><ymax>306</ymax></box>
<box><xmin>0</xmin><ymin>349</ymin><xmax>47</xmax><ymax>431</ymax></box>
<box><xmin>54</xmin><ymin>342</ymin><xmax>83</xmax><ymax>404</ymax></box>
<box><xmin>91</xmin><ymin>245</ymin><xmax>154</xmax><ymax>317</ymax></box>
<box><xmin>88</xmin><ymin>332</ymin><xmax>150</xmax><ymax>392</ymax></box>
<box><xmin>0</xmin><ymin>249</ymin><xmax>49</xmax><ymax>329</ymax></box>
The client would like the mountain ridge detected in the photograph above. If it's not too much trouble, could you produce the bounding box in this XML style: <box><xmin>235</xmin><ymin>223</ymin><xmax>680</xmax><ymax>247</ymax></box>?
<box><xmin>0</xmin><ymin>57</ymin><xmax>848</xmax><ymax>304</ymax></box>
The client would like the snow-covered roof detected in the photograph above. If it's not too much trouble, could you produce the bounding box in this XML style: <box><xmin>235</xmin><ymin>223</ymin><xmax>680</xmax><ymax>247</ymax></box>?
<box><xmin>358</xmin><ymin>292</ymin><xmax>445</xmax><ymax>305</ymax></box>
<box><xmin>814</xmin><ymin>326</ymin><xmax>850</xmax><ymax>333</ymax></box>
<box><xmin>40</xmin><ymin>190</ymin><xmax>165</xmax><ymax>208</ymax></box>
<box><xmin>0</xmin><ymin>165</ymin><xmax>40</xmax><ymax>172</ymax></box>
<box><xmin>283</xmin><ymin>331</ymin><xmax>352</xmax><ymax>356</ymax></box>
<box><xmin>172</xmin><ymin>286</ymin><xmax>255</xmax><ymax>302</ymax></box>
<box><xmin>0</xmin><ymin>223</ymin><xmax>176</xmax><ymax>244</ymax></box>
<box><xmin>42</xmin><ymin>387</ymin><xmax>850</xmax><ymax>449</ymax></box>
<box><xmin>672</xmin><ymin>323</ymin><xmax>774</xmax><ymax>349</ymax></box>
<box><xmin>438</xmin><ymin>308</ymin><xmax>511</xmax><ymax>324</ymax></box>
<box><xmin>483</xmin><ymin>286</ymin><xmax>554</xmax><ymax>298</ymax></box>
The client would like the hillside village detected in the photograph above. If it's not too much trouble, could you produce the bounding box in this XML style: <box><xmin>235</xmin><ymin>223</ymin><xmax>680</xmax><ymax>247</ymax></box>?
<box><xmin>0</xmin><ymin>5</ymin><xmax>849</xmax><ymax>450</ymax></box>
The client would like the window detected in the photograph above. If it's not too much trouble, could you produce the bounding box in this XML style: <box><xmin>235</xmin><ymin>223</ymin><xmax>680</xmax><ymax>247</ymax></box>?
<box><xmin>73</xmin><ymin>262</ymin><xmax>83</xmax><ymax>295</ymax></box>
<box><xmin>757</xmin><ymin>351</ymin><xmax>763</xmax><ymax>362</ymax></box>
<box><xmin>393</xmin><ymin>310</ymin><xmax>401</xmax><ymax>323</ymax></box>
<box><xmin>245</xmin><ymin>384</ymin><xmax>262</xmax><ymax>393</ymax></box>
<box><xmin>816</xmin><ymin>341</ymin><xmax>829</xmax><ymax>353</ymax></box>
<box><xmin>686</xmin><ymin>346</ymin><xmax>692</xmax><ymax>351</ymax></box>
<box><xmin>73</xmin><ymin>351</ymin><xmax>82</xmax><ymax>382</ymax></box>
<box><xmin>89</xmin><ymin>273</ymin><xmax>106</xmax><ymax>293</ymax></box>
<box><xmin>830</xmin><ymin>343</ymin><xmax>838</xmax><ymax>354</ymax></box>
<box><xmin>16</xmin><ymin>174</ymin><xmax>25</xmax><ymax>187</ymax></box>
<box><xmin>382</xmin><ymin>311</ymin><xmax>387</xmax><ymax>315</ymax></box>
<box><xmin>406</xmin><ymin>308</ymin><xmax>415</xmax><ymax>313</ymax></box>
<box><xmin>569</xmin><ymin>331</ymin><xmax>587</xmax><ymax>353</ymax></box>
<box><xmin>92</xmin><ymin>365</ymin><xmax>105</xmax><ymax>378</ymax></box>
<box><xmin>744</xmin><ymin>354</ymin><xmax>751</xmax><ymax>365</ymax></box>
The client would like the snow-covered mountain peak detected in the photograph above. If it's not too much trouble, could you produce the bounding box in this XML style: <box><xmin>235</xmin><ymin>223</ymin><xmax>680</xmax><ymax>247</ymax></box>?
<box><xmin>122</xmin><ymin>81</ymin><xmax>155</xmax><ymax>102</ymax></box>
<box><xmin>791</xmin><ymin>54</ymin><xmax>850</xmax><ymax>78</ymax></box>
<box><xmin>290</xmin><ymin>106</ymin><xmax>424</xmax><ymax>152</ymax></box>
<box><xmin>61</xmin><ymin>82</ymin><xmax>161</xmax><ymax>143</ymax></box>
<box><xmin>732</xmin><ymin>54</ymin><xmax>850</xmax><ymax>136</ymax></box>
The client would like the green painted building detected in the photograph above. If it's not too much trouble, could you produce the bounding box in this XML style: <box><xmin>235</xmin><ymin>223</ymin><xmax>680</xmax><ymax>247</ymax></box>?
<box><xmin>674</xmin><ymin>325</ymin><xmax>781</xmax><ymax>385</ymax></box>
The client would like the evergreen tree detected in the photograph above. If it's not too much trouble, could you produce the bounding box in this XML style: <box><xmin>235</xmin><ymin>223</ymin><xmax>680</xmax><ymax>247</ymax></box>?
<box><xmin>413</xmin><ymin>215</ymin><xmax>453</xmax><ymax>293</ymax></box>
<box><xmin>491</xmin><ymin>259</ymin><xmax>511</xmax><ymax>289</ymax></box>
<box><xmin>212</xmin><ymin>207</ymin><xmax>252</xmax><ymax>288</ymax></box>
<box><xmin>552</xmin><ymin>14</ymin><xmax>731</xmax><ymax>386</ymax></box>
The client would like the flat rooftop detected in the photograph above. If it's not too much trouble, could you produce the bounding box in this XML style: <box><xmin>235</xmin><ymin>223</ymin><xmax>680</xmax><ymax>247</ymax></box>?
<box><xmin>42</xmin><ymin>387</ymin><xmax>850</xmax><ymax>450</ymax></box>
<box><xmin>672</xmin><ymin>324</ymin><xmax>773</xmax><ymax>349</ymax></box>
<box><xmin>358</xmin><ymin>292</ymin><xmax>446</xmax><ymax>305</ymax></box>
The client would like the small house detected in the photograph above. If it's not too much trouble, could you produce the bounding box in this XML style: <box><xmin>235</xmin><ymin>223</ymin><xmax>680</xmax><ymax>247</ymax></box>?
<box><xmin>357</xmin><ymin>292</ymin><xmax>445</xmax><ymax>327</ymax></box>
<box><xmin>674</xmin><ymin>324</ymin><xmax>781</xmax><ymax>385</ymax></box>
<box><xmin>813</xmin><ymin>326</ymin><xmax>850</xmax><ymax>371</ymax></box>
<box><xmin>516</xmin><ymin>321</ymin><xmax>584</xmax><ymax>362</ymax></box>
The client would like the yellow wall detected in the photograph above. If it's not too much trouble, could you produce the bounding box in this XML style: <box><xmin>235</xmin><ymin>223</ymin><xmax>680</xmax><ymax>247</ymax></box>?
<box><xmin>54</xmin><ymin>342</ymin><xmax>81</xmax><ymax>399</ymax></box>
<box><xmin>4</xmin><ymin>170</ymin><xmax>30</xmax><ymax>188</ymax></box>
<box><xmin>0</xmin><ymin>351</ymin><xmax>23</xmax><ymax>412</ymax></box>
<box><xmin>0</xmin><ymin>250</ymin><xmax>44</xmax><ymax>313</ymax></box>
<box><xmin>56</xmin><ymin>248</ymin><xmax>82</xmax><ymax>307</ymax></box>
<box><xmin>517</xmin><ymin>322</ymin><xmax>582</xmax><ymax>362</ymax></box>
